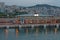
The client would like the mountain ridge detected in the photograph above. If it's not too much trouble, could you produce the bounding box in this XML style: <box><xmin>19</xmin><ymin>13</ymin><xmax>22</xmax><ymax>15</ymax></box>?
<box><xmin>27</xmin><ymin>4</ymin><xmax>60</xmax><ymax>8</ymax></box>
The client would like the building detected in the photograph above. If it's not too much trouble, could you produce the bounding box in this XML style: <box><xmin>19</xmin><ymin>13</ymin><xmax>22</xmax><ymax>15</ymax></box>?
<box><xmin>0</xmin><ymin>2</ymin><xmax>5</xmax><ymax>12</ymax></box>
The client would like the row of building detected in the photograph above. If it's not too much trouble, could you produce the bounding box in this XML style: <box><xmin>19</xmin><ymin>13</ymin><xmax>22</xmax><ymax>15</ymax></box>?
<box><xmin>0</xmin><ymin>16</ymin><xmax>60</xmax><ymax>25</ymax></box>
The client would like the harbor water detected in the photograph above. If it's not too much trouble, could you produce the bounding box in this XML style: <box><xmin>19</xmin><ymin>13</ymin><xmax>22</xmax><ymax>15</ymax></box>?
<box><xmin>0</xmin><ymin>27</ymin><xmax>60</xmax><ymax>40</ymax></box>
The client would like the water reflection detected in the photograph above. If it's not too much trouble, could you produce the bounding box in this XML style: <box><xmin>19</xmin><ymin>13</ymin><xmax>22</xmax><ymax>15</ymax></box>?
<box><xmin>45</xmin><ymin>29</ymin><xmax>48</xmax><ymax>35</ymax></box>
<box><xmin>26</xmin><ymin>28</ymin><xmax>28</xmax><ymax>36</ymax></box>
<box><xmin>4</xmin><ymin>29</ymin><xmax>8</xmax><ymax>40</ymax></box>
<box><xmin>1</xmin><ymin>27</ymin><xmax>60</xmax><ymax>40</ymax></box>
<box><xmin>54</xmin><ymin>28</ymin><xmax>58</xmax><ymax>35</ymax></box>
<box><xmin>16</xmin><ymin>29</ymin><xmax>19</xmax><ymax>38</ymax></box>
<box><xmin>35</xmin><ymin>28</ymin><xmax>39</xmax><ymax>37</ymax></box>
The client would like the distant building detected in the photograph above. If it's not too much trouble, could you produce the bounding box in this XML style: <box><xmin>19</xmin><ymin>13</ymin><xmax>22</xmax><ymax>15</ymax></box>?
<box><xmin>34</xmin><ymin>13</ymin><xmax>39</xmax><ymax>16</ymax></box>
<box><xmin>0</xmin><ymin>2</ymin><xmax>5</xmax><ymax>12</ymax></box>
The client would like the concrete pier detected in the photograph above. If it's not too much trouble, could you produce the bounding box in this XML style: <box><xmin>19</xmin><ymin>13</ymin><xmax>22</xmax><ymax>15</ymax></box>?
<box><xmin>31</xmin><ymin>25</ymin><xmax>34</xmax><ymax>29</ymax></box>
<box><xmin>56</xmin><ymin>24</ymin><xmax>59</xmax><ymax>29</ymax></box>
<box><xmin>6</xmin><ymin>26</ymin><xmax>9</xmax><ymax>29</ymax></box>
<box><xmin>0</xmin><ymin>24</ymin><xmax>59</xmax><ymax>29</ymax></box>
<box><xmin>19</xmin><ymin>25</ymin><xmax>22</xmax><ymax>28</ymax></box>
<box><xmin>44</xmin><ymin>24</ymin><xmax>47</xmax><ymax>29</ymax></box>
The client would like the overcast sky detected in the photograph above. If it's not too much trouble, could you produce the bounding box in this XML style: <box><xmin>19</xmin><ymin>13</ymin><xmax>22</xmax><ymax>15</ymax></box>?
<box><xmin>0</xmin><ymin>0</ymin><xmax>60</xmax><ymax>7</ymax></box>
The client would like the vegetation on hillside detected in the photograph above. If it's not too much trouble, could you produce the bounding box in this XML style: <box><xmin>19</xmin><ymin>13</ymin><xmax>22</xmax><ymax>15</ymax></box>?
<box><xmin>0</xmin><ymin>12</ymin><xmax>28</xmax><ymax>18</ymax></box>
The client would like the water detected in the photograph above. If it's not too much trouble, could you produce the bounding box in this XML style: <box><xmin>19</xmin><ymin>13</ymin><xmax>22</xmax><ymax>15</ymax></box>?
<box><xmin>0</xmin><ymin>28</ymin><xmax>60</xmax><ymax>40</ymax></box>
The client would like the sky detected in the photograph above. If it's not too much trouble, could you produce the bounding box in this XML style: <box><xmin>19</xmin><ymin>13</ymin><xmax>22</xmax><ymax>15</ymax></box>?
<box><xmin>0</xmin><ymin>0</ymin><xmax>60</xmax><ymax>7</ymax></box>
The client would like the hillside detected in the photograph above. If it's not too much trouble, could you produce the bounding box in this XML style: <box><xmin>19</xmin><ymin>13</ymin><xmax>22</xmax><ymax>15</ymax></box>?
<box><xmin>27</xmin><ymin>4</ymin><xmax>60</xmax><ymax>16</ymax></box>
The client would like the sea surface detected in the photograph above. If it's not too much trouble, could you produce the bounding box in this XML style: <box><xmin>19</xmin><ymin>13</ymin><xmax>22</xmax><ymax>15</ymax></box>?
<box><xmin>0</xmin><ymin>28</ymin><xmax>60</xmax><ymax>40</ymax></box>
